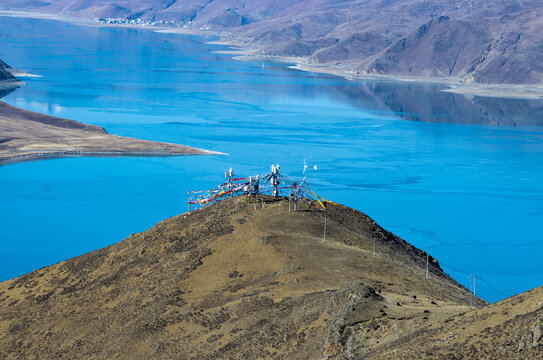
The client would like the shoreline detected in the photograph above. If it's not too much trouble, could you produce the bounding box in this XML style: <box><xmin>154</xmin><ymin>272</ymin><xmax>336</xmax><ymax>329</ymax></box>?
<box><xmin>223</xmin><ymin>48</ymin><xmax>543</xmax><ymax>100</ymax></box>
<box><xmin>3</xmin><ymin>10</ymin><xmax>543</xmax><ymax>100</ymax></box>
<box><xmin>0</xmin><ymin>12</ymin><xmax>224</xmax><ymax>166</ymax></box>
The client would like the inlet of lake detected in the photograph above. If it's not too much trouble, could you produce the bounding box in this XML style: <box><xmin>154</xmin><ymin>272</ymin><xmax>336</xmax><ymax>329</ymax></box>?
<box><xmin>1</xmin><ymin>15</ymin><xmax>543</xmax><ymax>302</ymax></box>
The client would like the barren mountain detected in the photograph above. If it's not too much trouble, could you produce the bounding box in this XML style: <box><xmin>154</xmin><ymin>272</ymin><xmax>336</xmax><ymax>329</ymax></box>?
<box><xmin>1</xmin><ymin>196</ymin><xmax>541</xmax><ymax>358</ymax></box>
<box><xmin>1</xmin><ymin>194</ymin><xmax>522</xmax><ymax>359</ymax></box>
<box><xmin>2</xmin><ymin>0</ymin><xmax>543</xmax><ymax>84</ymax></box>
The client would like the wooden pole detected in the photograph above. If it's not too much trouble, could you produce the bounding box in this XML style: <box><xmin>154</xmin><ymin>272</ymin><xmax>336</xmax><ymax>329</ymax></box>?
<box><xmin>323</xmin><ymin>216</ymin><xmax>327</xmax><ymax>243</ymax></box>
<box><xmin>470</xmin><ymin>275</ymin><xmax>474</xmax><ymax>306</ymax></box>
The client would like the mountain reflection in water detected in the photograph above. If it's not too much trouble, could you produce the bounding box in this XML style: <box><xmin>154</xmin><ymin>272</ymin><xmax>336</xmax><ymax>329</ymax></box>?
<box><xmin>328</xmin><ymin>80</ymin><xmax>543</xmax><ymax>126</ymax></box>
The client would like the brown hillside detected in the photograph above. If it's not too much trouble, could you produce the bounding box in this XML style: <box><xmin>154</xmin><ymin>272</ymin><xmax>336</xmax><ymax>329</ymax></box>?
<box><xmin>0</xmin><ymin>196</ymin><xmax>485</xmax><ymax>359</ymax></box>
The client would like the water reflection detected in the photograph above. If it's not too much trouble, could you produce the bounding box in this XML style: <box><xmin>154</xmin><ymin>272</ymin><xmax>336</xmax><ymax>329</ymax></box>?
<box><xmin>0</xmin><ymin>85</ymin><xmax>17</xmax><ymax>99</ymax></box>
<box><xmin>5</xmin><ymin>75</ymin><xmax>543</xmax><ymax>127</ymax></box>
<box><xmin>327</xmin><ymin>80</ymin><xmax>543</xmax><ymax>126</ymax></box>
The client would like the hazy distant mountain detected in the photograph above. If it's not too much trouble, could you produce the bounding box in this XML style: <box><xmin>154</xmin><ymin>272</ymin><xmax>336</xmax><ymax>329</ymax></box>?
<box><xmin>3</xmin><ymin>0</ymin><xmax>543</xmax><ymax>84</ymax></box>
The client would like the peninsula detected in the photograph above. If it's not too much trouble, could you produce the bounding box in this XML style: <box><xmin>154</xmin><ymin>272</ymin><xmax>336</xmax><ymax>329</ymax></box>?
<box><xmin>1</xmin><ymin>196</ymin><xmax>541</xmax><ymax>359</ymax></box>
<box><xmin>0</xmin><ymin>59</ymin><xmax>217</xmax><ymax>165</ymax></box>
<box><xmin>0</xmin><ymin>101</ymin><xmax>216</xmax><ymax>165</ymax></box>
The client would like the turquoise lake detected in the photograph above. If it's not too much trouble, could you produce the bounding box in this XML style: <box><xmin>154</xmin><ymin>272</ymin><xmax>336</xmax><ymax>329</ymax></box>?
<box><xmin>1</xmin><ymin>15</ymin><xmax>543</xmax><ymax>302</ymax></box>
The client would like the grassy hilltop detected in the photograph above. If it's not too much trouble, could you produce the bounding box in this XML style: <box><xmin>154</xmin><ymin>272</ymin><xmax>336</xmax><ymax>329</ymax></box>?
<box><xmin>4</xmin><ymin>195</ymin><xmax>540</xmax><ymax>359</ymax></box>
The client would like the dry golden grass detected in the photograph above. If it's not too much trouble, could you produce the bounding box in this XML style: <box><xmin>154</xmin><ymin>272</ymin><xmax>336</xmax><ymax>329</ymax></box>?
<box><xmin>2</xmin><ymin>196</ymin><xmax>537</xmax><ymax>359</ymax></box>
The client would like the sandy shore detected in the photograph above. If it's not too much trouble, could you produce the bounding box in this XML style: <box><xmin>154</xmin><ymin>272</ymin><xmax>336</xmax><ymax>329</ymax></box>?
<box><xmin>0</xmin><ymin>100</ymin><xmax>223</xmax><ymax>166</ymax></box>
<box><xmin>0</xmin><ymin>10</ymin><xmax>220</xmax><ymax>36</ymax></box>
<box><xmin>442</xmin><ymin>84</ymin><xmax>543</xmax><ymax>100</ymax></box>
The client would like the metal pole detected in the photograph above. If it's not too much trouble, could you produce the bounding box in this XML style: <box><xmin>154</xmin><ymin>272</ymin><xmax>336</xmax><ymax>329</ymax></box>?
<box><xmin>187</xmin><ymin>189</ymin><xmax>190</xmax><ymax>214</ymax></box>
<box><xmin>289</xmin><ymin>190</ymin><xmax>291</xmax><ymax>212</ymax></box>
<box><xmin>426</xmin><ymin>254</ymin><xmax>429</xmax><ymax>280</ymax></box>
<box><xmin>323</xmin><ymin>216</ymin><xmax>327</xmax><ymax>242</ymax></box>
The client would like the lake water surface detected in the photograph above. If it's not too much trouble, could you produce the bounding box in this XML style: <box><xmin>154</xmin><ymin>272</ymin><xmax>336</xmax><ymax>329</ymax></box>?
<box><xmin>1</xmin><ymin>15</ymin><xmax>543</xmax><ymax>302</ymax></box>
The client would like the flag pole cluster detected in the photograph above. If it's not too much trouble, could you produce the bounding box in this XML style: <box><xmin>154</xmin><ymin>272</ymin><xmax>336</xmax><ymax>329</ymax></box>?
<box><xmin>187</xmin><ymin>164</ymin><xmax>337</xmax><ymax>213</ymax></box>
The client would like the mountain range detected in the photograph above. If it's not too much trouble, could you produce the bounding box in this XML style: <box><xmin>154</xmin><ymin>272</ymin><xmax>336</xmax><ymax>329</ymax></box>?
<box><xmin>2</xmin><ymin>0</ymin><xmax>543</xmax><ymax>84</ymax></box>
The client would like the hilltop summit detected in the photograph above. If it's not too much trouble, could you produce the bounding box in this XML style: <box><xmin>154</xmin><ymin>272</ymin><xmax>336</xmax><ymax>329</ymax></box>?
<box><xmin>1</xmin><ymin>195</ymin><xmax>485</xmax><ymax>359</ymax></box>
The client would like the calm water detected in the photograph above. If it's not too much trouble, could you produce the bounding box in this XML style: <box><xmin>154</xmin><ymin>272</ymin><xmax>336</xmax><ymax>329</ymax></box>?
<box><xmin>1</xmin><ymin>15</ymin><xmax>543</xmax><ymax>302</ymax></box>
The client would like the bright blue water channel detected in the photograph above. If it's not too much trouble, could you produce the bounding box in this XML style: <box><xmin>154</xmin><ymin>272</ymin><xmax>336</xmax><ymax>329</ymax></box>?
<box><xmin>1</xmin><ymin>15</ymin><xmax>543</xmax><ymax>303</ymax></box>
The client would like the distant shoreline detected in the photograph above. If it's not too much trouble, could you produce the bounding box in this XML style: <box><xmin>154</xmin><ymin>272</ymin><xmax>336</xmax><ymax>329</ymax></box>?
<box><xmin>213</xmin><ymin>45</ymin><xmax>543</xmax><ymax>100</ymax></box>
<box><xmin>2</xmin><ymin>10</ymin><xmax>543</xmax><ymax>101</ymax></box>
